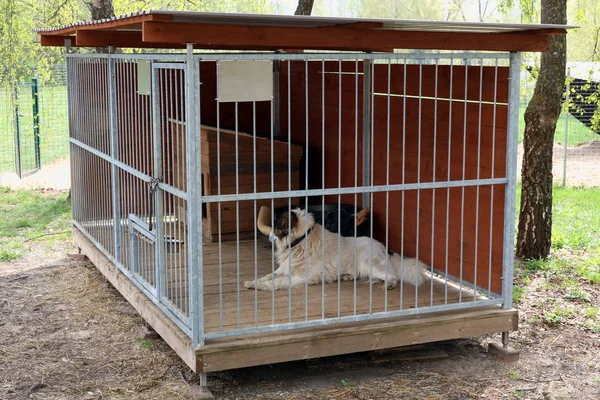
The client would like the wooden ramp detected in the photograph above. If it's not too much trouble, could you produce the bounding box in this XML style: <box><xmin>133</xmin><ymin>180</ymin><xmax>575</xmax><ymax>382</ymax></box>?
<box><xmin>73</xmin><ymin>226</ymin><xmax>518</xmax><ymax>375</ymax></box>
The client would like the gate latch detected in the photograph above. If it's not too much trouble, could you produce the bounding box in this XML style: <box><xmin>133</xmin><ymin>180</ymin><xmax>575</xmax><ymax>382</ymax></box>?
<box><xmin>148</xmin><ymin>176</ymin><xmax>163</xmax><ymax>232</ymax></box>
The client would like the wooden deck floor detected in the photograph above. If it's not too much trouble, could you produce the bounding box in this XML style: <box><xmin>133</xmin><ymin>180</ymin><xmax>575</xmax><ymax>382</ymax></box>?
<box><xmin>167</xmin><ymin>240</ymin><xmax>484</xmax><ymax>333</ymax></box>
<box><xmin>74</xmin><ymin>226</ymin><xmax>517</xmax><ymax>375</ymax></box>
<box><xmin>85</xmin><ymin>220</ymin><xmax>485</xmax><ymax>333</ymax></box>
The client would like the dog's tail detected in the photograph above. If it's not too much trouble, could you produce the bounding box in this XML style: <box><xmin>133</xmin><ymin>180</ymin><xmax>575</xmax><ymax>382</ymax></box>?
<box><xmin>390</xmin><ymin>253</ymin><xmax>429</xmax><ymax>287</ymax></box>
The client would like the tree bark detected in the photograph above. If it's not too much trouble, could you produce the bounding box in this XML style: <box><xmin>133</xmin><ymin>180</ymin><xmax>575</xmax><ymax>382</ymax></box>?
<box><xmin>516</xmin><ymin>0</ymin><xmax>567</xmax><ymax>259</ymax></box>
<box><xmin>87</xmin><ymin>0</ymin><xmax>115</xmax><ymax>53</ymax></box>
<box><xmin>294</xmin><ymin>0</ymin><xmax>314</xmax><ymax>15</ymax></box>
<box><xmin>89</xmin><ymin>0</ymin><xmax>114</xmax><ymax>20</ymax></box>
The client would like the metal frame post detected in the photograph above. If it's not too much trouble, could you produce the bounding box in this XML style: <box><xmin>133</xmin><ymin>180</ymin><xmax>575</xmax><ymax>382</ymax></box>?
<box><xmin>562</xmin><ymin>71</ymin><xmax>570</xmax><ymax>187</ymax></box>
<box><xmin>502</xmin><ymin>51</ymin><xmax>521</xmax><ymax>310</ymax></box>
<box><xmin>31</xmin><ymin>77</ymin><xmax>41</xmax><ymax>169</ymax></box>
<box><xmin>186</xmin><ymin>44</ymin><xmax>204</xmax><ymax>347</ymax></box>
<box><xmin>151</xmin><ymin>64</ymin><xmax>165</xmax><ymax>301</ymax></box>
<box><xmin>13</xmin><ymin>83</ymin><xmax>22</xmax><ymax>178</ymax></box>
<box><xmin>362</xmin><ymin>58</ymin><xmax>372</xmax><ymax>208</ymax></box>
<box><xmin>107</xmin><ymin>46</ymin><xmax>122</xmax><ymax>265</ymax></box>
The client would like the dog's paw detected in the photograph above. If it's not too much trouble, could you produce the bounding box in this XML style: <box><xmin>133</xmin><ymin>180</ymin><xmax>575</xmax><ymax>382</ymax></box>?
<box><xmin>255</xmin><ymin>281</ymin><xmax>276</xmax><ymax>291</ymax></box>
<box><xmin>244</xmin><ymin>280</ymin><xmax>256</xmax><ymax>289</ymax></box>
<box><xmin>386</xmin><ymin>279</ymin><xmax>398</xmax><ymax>290</ymax></box>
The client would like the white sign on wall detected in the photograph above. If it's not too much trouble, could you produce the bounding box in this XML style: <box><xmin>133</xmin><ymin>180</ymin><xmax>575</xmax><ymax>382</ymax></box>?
<box><xmin>217</xmin><ymin>60</ymin><xmax>273</xmax><ymax>103</ymax></box>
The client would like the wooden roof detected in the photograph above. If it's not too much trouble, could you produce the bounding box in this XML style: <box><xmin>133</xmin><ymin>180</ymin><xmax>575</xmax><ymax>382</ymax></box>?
<box><xmin>37</xmin><ymin>10</ymin><xmax>574</xmax><ymax>52</ymax></box>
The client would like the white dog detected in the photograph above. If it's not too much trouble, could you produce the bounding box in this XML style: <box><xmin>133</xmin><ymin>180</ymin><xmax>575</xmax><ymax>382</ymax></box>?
<box><xmin>244</xmin><ymin>208</ymin><xmax>429</xmax><ymax>291</ymax></box>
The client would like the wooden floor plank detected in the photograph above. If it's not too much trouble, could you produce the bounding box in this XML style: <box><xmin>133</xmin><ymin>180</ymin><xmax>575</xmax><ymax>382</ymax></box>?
<box><xmin>159</xmin><ymin>241</ymin><xmax>484</xmax><ymax>331</ymax></box>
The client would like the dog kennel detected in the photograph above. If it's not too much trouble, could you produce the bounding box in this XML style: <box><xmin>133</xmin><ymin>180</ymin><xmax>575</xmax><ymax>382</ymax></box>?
<box><xmin>39</xmin><ymin>11</ymin><xmax>568</xmax><ymax>394</ymax></box>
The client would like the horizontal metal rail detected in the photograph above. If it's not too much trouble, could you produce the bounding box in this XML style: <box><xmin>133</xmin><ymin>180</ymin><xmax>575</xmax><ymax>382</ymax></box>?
<box><xmin>204</xmin><ymin>297</ymin><xmax>504</xmax><ymax>340</ymax></box>
<box><xmin>70</xmin><ymin>138</ymin><xmax>188</xmax><ymax>201</ymax></box>
<box><xmin>200</xmin><ymin>177</ymin><xmax>508</xmax><ymax>203</ymax></box>
<box><xmin>195</xmin><ymin>52</ymin><xmax>511</xmax><ymax>61</ymax></box>
<box><xmin>66</xmin><ymin>53</ymin><xmax>187</xmax><ymax>61</ymax></box>
<box><xmin>65</xmin><ymin>51</ymin><xmax>510</xmax><ymax>62</ymax></box>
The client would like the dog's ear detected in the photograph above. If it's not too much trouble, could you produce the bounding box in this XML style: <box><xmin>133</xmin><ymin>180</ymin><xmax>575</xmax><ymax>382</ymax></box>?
<box><xmin>274</xmin><ymin>212</ymin><xmax>290</xmax><ymax>239</ymax></box>
<box><xmin>289</xmin><ymin>211</ymin><xmax>298</xmax><ymax>231</ymax></box>
<box><xmin>274</xmin><ymin>211</ymin><xmax>299</xmax><ymax>239</ymax></box>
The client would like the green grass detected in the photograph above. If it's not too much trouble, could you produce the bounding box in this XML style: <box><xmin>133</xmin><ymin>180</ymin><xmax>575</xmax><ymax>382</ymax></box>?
<box><xmin>514</xmin><ymin>186</ymin><xmax>600</xmax><ymax>296</ymax></box>
<box><xmin>518</xmin><ymin>103</ymin><xmax>600</xmax><ymax>146</ymax></box>
<box><xmin>552</xmin><ymin>187</ymin><xmax>600</xmax><ymax>250</ymax></box>
<box><xmin>565</xmin><ymin>289</ymin><xmax>593</xmax><ymax>303</ymax></box>
<box><xmin>584</xmin><ymin>306</ymin><xmax>598</xmax><ymax>318</ymax></box>
<box><xmin>0</xmin><ymin>188</ymin><xmax>71</xmax><ymax>261</ymax></box>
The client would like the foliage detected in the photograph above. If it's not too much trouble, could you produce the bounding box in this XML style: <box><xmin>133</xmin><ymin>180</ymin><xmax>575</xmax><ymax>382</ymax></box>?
<box><xmin>515</xmin><ymin>186</ymin><xmax>600</xmax><ymax>284</ymax></box>
<box><xmin>551</xmin><ymin>187</ymin><xmax>600</xmax><ymax>250</ymax></box>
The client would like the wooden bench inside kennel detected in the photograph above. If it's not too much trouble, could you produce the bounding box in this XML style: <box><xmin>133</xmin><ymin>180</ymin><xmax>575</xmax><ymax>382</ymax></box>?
<box><xmin>170</xmin><ymin>120</ymin><xmax>303</xmax><ymax>242</ymax></box>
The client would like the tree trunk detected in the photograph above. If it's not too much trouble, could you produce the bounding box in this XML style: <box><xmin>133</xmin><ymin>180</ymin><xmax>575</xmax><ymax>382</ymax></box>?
<box><xmin>294</xmin><ymin>0</ymin><xmax>314</xmax><ymax>15</ymax></box>
<box><xmin>516</xmin><ymin>0</ymin><xmax>567</xmax><ymax>259</ymax></box>
<box><xmin>87</xmin><ymin>0</ymin><xmax>115</xmax><ymax>53</ymax></box>
<box><xmin>89</xmin><ymin>0</ymin><xmax>114</xmax><ymax>20</ymax></box>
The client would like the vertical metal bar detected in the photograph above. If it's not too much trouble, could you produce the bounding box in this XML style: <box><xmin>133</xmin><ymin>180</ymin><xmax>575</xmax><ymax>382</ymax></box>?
<box><xmin>287</xmin><ymin>60</ymin><xmax>292</xmax><ymax>323</ymax></box>
<box><xmin>400</xmin><ymin>58</ymin><xmax>407</xmax><ymax>310</ymax></box>
<box><xmin>167</xmin><ymin>70</ymin><xmax>174</xmax><ymax>302</ymax></box>
<box><xmin>415</xmin><ymin>63</ymin><xmax>423</xmax><ymax>309</ymax></box>
<box><xmin>362</xmin><ymin>59</ymin><xmax>372</xmax><ymax>208</ymax></box>
<box><xmin>489</xmin><ymin>59</ymin><xmax>499</xmax><ymax>299</ymax></box>
<box><xmin>270</xmin><ymin>84</ymin><xmax>276</xmax><ymax>322</ymax></box>
<box><xmin>321</xmin><ymin>59</ymin><xmax>325</xmax><ymax>320</ymax></box>
<box><xmin>474</xmin><ymin>60</ymin><xmax>484</xmax><ymax>301</ymax></box>
<box><xmin>185</xmin><ymin>46</ymin><xmax>204</xmax><ymax>346</ymax></box>
<box><xmin>430</xmin><ymin>60</ymin><xmax>439</xmax><ymax>307</ymax></box>
<box><xmin>215</xmin><ymin>62</ymin><xmax>223</xmax><ymax>331</ymax></box>
<box><xmin>369</xmin><ymin>59</ymin><xmax>375</xmax><ymax>314</ymax></box>
<box><xmin>385</xmin><ymin>59</ymin><xmax>391</xmax><ymax>311</ymax></box>
<box><xmin>444</xmin><ymin>58</ymin><xmax>454</xmax><ymax>304</ymax></box>
<box><xmin>305</xmin><ymin>60</ymin><xmax>309</xmax><ymax>321</ymax></box>
<box><xmin>175</xmin><ymin>70</ymin><xmax>182</xmax><ymax>312</ymax></box>
<box><xmin>273</xmin><ymin>60</ymin><xmax>281</xmax><ymax>137</ymax></box>
<box><xmin>563</xmin><ymin>72</ymin><xmax>570</xmax><ymax>187</ymax></box>
<box><xmin>353</xmin><ymin>59</ymin><xmax>359</xmax><ymax>316</ymax></box>
<box><xmin>235</xmin><ymin>101</ymin><xmax>241</xmax><ymax>329</ymax></box>
<box><xmin>337</xmin><ymin>59</ymin><xmax>342</xmax><ymax>318</ymax></box>
<box><xmin>253</xmin><ymin>100</ymin><xmax>258</xmax><ymax>326</ymax></box>
<box><xmin>459</xmin><ymin>61</ymin><xmax>468</xmax><ymax>303</ymax></box>
<box><xmin>108</xmin><ymin>48</ymin><xmax>121</xmax><ymax>267</ymax></box>
<box><xmin>152</xmin><ymin>65</ymin><xmax>165</xmax><ymax>300</ymax></box>
<box><xmin>502</xmin><ymin>52</ymin><xmax>521</xmax><ymax>310</ymax></box>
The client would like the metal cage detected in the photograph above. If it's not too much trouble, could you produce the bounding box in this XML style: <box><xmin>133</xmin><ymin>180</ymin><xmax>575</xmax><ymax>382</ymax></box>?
<box><xmin>67</xmin><ymin>48</ymin><xmax>520</xmax><ymax>349</ymax></box>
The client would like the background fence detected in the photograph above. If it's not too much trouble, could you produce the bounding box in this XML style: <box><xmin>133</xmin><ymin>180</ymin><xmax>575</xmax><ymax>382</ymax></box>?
<box><xmin>518</xmin><ymin>70</ymin><xmax>600</xmax><ymax>188</ymax></box>
<box><xmin>0</xmin><ymin>65</ymin><xmax>69</xmax><ymax>176</ymax></box>
<box><xmin>1</xmin><ymin>63</ymin><xmax>598</xmax><ymax>187</ymax></box>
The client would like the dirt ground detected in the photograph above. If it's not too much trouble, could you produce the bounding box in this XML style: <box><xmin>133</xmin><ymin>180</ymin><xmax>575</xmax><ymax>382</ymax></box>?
<box><xmin>1</xmin><ymin>234</ymin><xmax>599</xmax><ymax>400</ymax></box>
<box><xmin>0</xmin><ymin>159</ymin><xmax>70</xmax><ymax>191</ymax></box>
<box><xmin>517</xmin><ymin>141</ymin><xmax>600</xmax><ymax>187</ymax></box>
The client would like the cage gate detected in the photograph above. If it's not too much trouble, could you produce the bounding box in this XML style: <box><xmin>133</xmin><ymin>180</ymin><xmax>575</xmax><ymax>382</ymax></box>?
<box><xmin>146</xmin><ymin>62</ymin><xmax>190</xmax><ymax>328</ymax></box>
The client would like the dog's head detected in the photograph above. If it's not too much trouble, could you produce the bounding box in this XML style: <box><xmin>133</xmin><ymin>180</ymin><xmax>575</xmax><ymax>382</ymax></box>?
<box><xmin>273</xmin><ymin>208</ymin><xmax>314</xmax><ymax>247</ymax></box>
